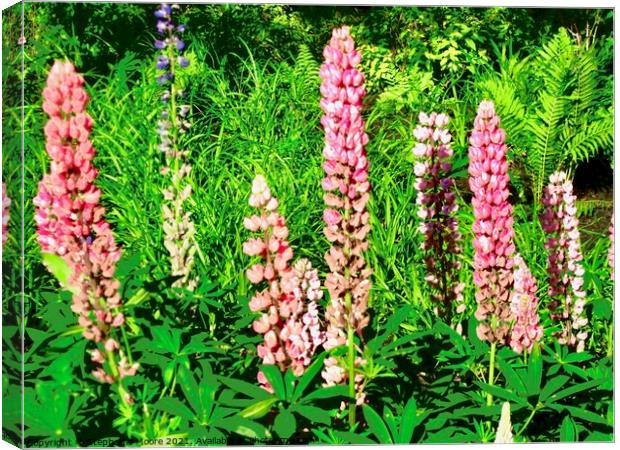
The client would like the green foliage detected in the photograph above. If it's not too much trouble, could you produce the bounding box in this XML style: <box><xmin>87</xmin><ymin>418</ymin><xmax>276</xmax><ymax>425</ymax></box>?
<box><xmin>1</xmin><ymin>3</ymin><xmax>613</xmax><ymax>446</ymax></box>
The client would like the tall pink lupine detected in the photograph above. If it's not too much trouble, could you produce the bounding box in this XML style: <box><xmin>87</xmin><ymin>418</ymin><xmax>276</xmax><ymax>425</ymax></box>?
<box><xmin>468</xmin><ymin>100</ymin><xmax>515</xmax><ymax>344</ymax></box>
<box><xmin>608</xmin><ymin>215</ymin><xmax>614</xmax><ymax>280</ymax></box>
<box><xmin>412</xmin><ymin>112</ymin><xmax>465</xmax><ymax>318</ymax></box>
<box><xmin>540</xmin><ymin>171</ymin><xmax>588</xmax><ymax>352</ymax></box>
<box><xmin>509</xmin><ymin>255</ymin><xmax>543</xmax><ymax>354</ymax></box>
<box><xmin>33</xmin><ymin>61</ymin><xmax>138</xmax><ymax>397</ymax></box>
<box><xmin>243</xmin><ymin>175</ymin><xmax>324</xmax><ymax>392</ymax></box>
<box><xmin>319</xmin><ymin>26</ymin><xmax>371</xmax><ymax>419</ymax></box>
<box><xmin>2</xmin><ymin>183</ymin><xmax>9</xmax><ymax>248</ymax></box>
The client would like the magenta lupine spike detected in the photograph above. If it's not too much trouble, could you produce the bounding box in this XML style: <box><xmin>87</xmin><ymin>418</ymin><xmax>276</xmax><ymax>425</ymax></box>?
<box><xmin>244</xmin><ymin>175</ymin><xmax>324</xmax><ymax>391</ymax></box>
<box><xmin>33</xmin><ymin>61</ymin><xmax>138</xmax><ymax>388</ymax></box>
<box><xmin>319</xmin><ymin>26</ymin><xmax>371</xmax><ymax>405</ymax></box>
<box><xmin>2</xmin><ymin>183</ymin><xmax>9</xmax><ymax>248</ymax></box>
<box><xmin>540</xmin><ymin>171</ymin><xmax>588</xmax><ymax>352</ymax></box>
<box><xmin>468</xmin><ymin>100</ymin><xmax>515</xmax><ymax>344</ymax></box>
<box><xmin>412</xmin><ymin>112</ymin><xmax>465</xmax><ymax>318</ymax></box>
<box><xmin>509</xmin><ymin>255</ymin><xmax>543</xmax><ymax>354</ymax></box>
<box><xmin>608</xmin><ymin>215</ymin><xmax>614</xmax><ymax>280</ymax></box>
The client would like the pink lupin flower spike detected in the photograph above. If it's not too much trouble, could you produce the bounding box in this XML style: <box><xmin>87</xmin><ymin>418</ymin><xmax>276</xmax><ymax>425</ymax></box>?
<box><xmin>608</xmin><ymin>215</ymin><xmax>614</xmax><ymax>280</ymax></box>
<box><xmin>509</xmin><ymin>255</ymin><xmax>543</xmax><ymax>354</ymax></box>
<box><xmin>34</xmin><ymin>60</ymin><xmax>138</xmax><ymax>390</ymax></box>
<box><xmin>540</xmin><ymin>171</ymin><xmax>588</xmax><ymax>352</ymax></box>
<box><xmin>243</xmin><ymin>175</ymin><xmax>324</xmax><ymax>391</ymax></box>
<box><xmin>468</xmin><ymin>100</ymin><xmax>516</xmax><ymax>344</ymax></box>
<box><xmin>2</xmin><ymin>183</ymin><xmax>10</xmax><ymax>248</ymax></box>
<box><xmin>412</xmin><ymin>112</ymin><xmax>465</xmax><ymax>318</ymax></box>
<box><xmin>319</xmin><ymin>26</ymin><xmax>371</xmax><ymax>407</ymax></box>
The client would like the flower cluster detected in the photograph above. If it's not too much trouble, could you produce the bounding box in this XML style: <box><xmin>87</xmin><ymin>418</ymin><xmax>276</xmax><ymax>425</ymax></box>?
<box><xmin>509</xmin><ymin>255</ymin><xmax>543</xmax><ymax>354</ymax></box>
<box><xmin>2</xmin><ymin>183</ymin><xmax>9</xmax><ymax>248</ymax></box>
<box><xmin>319</xmin><ymin>26</ymin><xmax>372</xmax><ymax>403</ymax></box>
<box><xmin>155</xmin><ymin>3</ymin><xmax>198</xmax><ymax>291</ymax></box>
<box><xmin>495</xmin><ymin>402</ymin><xmax>514</xmax><ymax>444</ymax></box>
<box><xmin>244</xmin><ymin>175</ymin><xmax>324</xmax><ymax>391</ymax></box>
<box><xmin>468</xmin><ymin>100</ymin><xmax>515</xmax><ymax>344</ymax></box>
<box><xmin>33</xmin><ymin>61</ymin><xmax>137</xmax><ymax>387</ymax></box>
<box><xmin>412</xmin><ymin>112</ymin><xmax>464</xmax><ymax>318</ymax></box>
<box><xmin>540</xmin><ymin>171</ymin><xmax>588</xmax><ymax>352</ymax></box>
<box><xmin>609</xmin><ymin>215</ymin><xmax>614</xmax><ymax>280</ymax></box>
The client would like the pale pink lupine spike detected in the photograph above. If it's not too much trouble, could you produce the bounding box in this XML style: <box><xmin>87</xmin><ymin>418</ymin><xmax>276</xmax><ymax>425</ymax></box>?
<box><xmin>243</xmin><ymin>176</ymin><xmax>325</xmax><ymax>390</ymax></box>
<box><xmin>2</xmin><ymin>183</ymin><xmax>10</xmax><ymax>248</ymax></box>
<box><xmin>468</xmin><ymin>100</ymin><xmax>515</xmax><ymax>344</ymax></box>
<box><xmin>319</xmin><ymin>25</ymin><xmax>371</xmax><ymax>402</ymax></box>
<box><xmin>34</xmin><ymin>60</ymin><xmax>134</xmax><ymax>384</ymax></box>
<box><xmin>509</xmin><ymin>255</ymin><xmax>543</xmax><ymax>354</ymax></box>
<box><xmin>412</xmin><ymin>112</ymin><xmax>464</xmax><ymax>318</ymax></box>
<box><xmin>540</xmin><ymin>171</ymin><xmax>588</xmax><ymax>352</ymax></box>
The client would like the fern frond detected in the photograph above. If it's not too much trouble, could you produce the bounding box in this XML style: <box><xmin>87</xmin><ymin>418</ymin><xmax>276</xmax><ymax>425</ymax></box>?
<box><xmin>576</xmin><ymin>199</ymin><xmax>613</xmax><ymax>218</ymax></box>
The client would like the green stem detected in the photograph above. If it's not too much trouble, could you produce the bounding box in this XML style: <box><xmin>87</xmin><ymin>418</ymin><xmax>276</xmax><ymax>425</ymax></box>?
<box><xmin>345</xmin><ymin>291</ymin><xmax>356</xmax><ymax>428</ymax></box>
<box><xmin>487</xmin><ymin>341</ymin><xmax>496</xmax><ymax>406</ymax></box>
<box><xmin>515</xmin><ymin>407</ymin><xmax>538</xmax><ymax>438</ymax></box>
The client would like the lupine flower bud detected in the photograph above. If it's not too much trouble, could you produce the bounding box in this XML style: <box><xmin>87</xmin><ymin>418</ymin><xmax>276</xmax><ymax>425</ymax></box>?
<box><xmin>540</xmin><ymin>171</ymin><xmax>588</xmax><ymax>352</ymax></box>
<box><xmin>412</xmin><ymin>112</ymin><xmax>464</xmax><ymax>318</ymax></box>
<box><xmin>609</xmin><ymin>215</ymin><xmax>614</xmax><ymax>280</ymax></box>
<box><xmin>155</xmin><ymin>3</ymin><xmax>198</xmax><ymax>291</ymax></box>
<box><xmin>494</xmin><ymin>402</ymin><xmax>514</xmax><ymax>443</ymax></box>
<box><xmin>244</xmin><ymin>175</ymin><xmax>325</xmax><ymax>391</ymax></box>
<box><xmin>319</xmin><ymin>26</ymin><xmax>371</xmax><ymax>405</ymax></box>
<box><xmin>468</xmin><ymin>100</ymin><xmax>515</xmax><ymax>344</ymax></box>
<box><xmin>34</xmin><ymin>60</ymin><xmax>137</xmax><ymax>388</ymax></box>
<box><xmin>509</xmin><ymin>255</ymin><xmax>543</xmax><ymax>354</ymax></box>
<box><xmin>2</xmin><ymin>184</ymin><xmax>9</xmax><ymax>248</ymax></box>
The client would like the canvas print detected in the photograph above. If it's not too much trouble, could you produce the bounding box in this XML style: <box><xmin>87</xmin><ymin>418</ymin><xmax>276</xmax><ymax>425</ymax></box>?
<box><xmin>1</xmin><ymin>2</ymin><xmax>614</xmax><ymax>447</ymax></box>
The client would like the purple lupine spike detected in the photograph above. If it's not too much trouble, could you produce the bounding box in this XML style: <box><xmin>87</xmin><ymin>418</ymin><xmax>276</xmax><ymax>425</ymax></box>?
<box><xmin>154</xmin><ymin>3</ymin><xmax>197</xmax><ymax>292</ymax></box>
<box><xmin>412</xmin><ymin>111</ymin><xmax>464</xmax><ymax>318</ymax></box>
<box><xmin>541</xmin><ymin>171</ymin><xmax>588</xmax><ymax>352</ymax></box>
<box><xmin>468</xmin><ymin>100</ymin><xmax>516</xmax><ymax>344</ymax></box>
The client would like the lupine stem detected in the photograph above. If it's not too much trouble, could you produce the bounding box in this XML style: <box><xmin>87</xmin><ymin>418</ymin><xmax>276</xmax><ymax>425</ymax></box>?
<box><xmin>487</xmin><ymin>341</ymin><xmax>496</xmax><ymax>406</ymax></box>
<box><xmin>345</xmin><ymin>291</ymin><xmax>356</xmax><ymax>427</ymax></box>
<box><xmin>515</xmin><ymin>406</ymin><xmax>538</xmax><ymax>438</ymax></box>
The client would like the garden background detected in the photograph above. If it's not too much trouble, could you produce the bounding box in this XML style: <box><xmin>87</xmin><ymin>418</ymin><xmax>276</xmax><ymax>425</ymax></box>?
<box><xmin>1</xmin><ymin>2</ymin><xmax>615</xmax><ymax>446</ymax></box>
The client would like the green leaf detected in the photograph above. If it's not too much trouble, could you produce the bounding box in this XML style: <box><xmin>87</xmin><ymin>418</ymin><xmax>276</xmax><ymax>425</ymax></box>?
<box><xmin>526</xmin><ymin>344</ymin><xmax>543</xmax><ymax>396</ymax></box>
<box><xmin>549</xmin><ymin>379</ymin><xmax>604</xmax><ymax>403</ymax></box>
<box><xmin>302</xmin><ymin>385</ymin><xmax>349</xmax><ymax>402</ymax></box>
<box><xmin>473</xmin><ymin>382</ymin><xmax>528</xmax><ymax>406</ymax></box>
<box><xmin>212</xmin><ymin>416</ymin><xmax>270</xmax><ymax>440</ymax></box>
<box><xmin>291</xmin><ymin>353</ymin><xmax>325</xmax><ymax>402</ymax></box>
<box><xmin>362</xmin><ymin>404</ymin><xmax>392</xmax><ymax>444</ymax></box>
<box><xmin>260</xmin><ymin>365</ymin><xmax>286</xmax><ymax>400</ymax></box>
<box><xmin>559</xmin><ymin>405</ymin><xmax>609</xmax><ymax>426</ymax></box>
<box><xmin>290</xmin><ymin>405</ymin><xmax>331</xmax><ymax>425</ymax></box>
<box><xmin>218</xmin><ymin>377</ymin><xmax>273</xmax><ymax>401</ymax></box>
<box><xmin>333</xmin><ymin>431</ymin><xmax>376</xmax><ymax>444</ymax></box>
<box><xmin>238</xmin><ymin>397</ymin><xmax>278</xmax><ymax>420</ymax></box>
<box><xmin>284</xmin><ymin>369</ymin><xmax>296</xmax><ymax>402</ymax></box>
<box><xmin>497</xmin><ymin>356</ymin><xmax>527</xmax><ymax>396</ymax></box>
<box><xmin>153</xmin><ymin>397</ymin><xmax>196</xmax><ymax>422</ymax></box>
<box><xmin>41</xmin><ymin>253</ymin><xmax>78</xmax><ymax>295</ymax></box>
<box><xmin>397</xmin><ymin>397</ymin><xmax>417</xmax><ymax>444</ymax></box>
<box><xmin>539</xmin><ymin>375</ymin><xmax>570</xmax><ymax>402</ymax></box>
<box><xmin>560</xmin><ymin>416</ymin><xmax>576</xmax><ymax>441</ymax></box>
<box><xmin>274</xmin><ymin>409</ymin><xmax>296</xmax><ymax>439</ymax></box>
